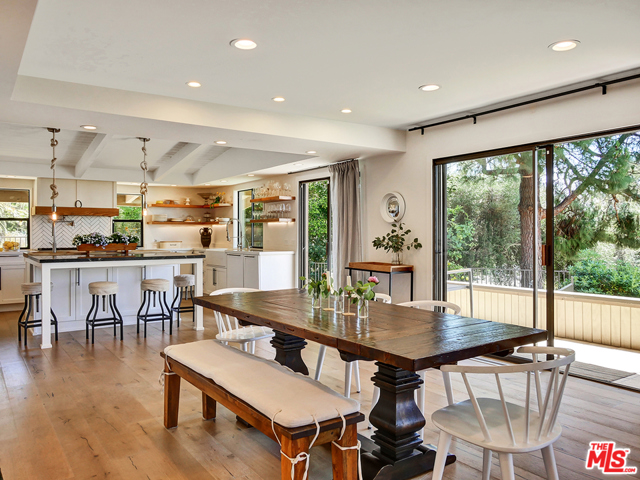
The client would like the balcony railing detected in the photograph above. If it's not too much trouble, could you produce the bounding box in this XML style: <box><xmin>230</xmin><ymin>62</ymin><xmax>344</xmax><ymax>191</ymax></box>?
<box><xmin>309</xmin><ymin>261</ymin><xmax>328</xmax><ymax>282</ymax></box>
<box><xmin>448</xmin><ymin>267</ymin><xmax>571</xmax><ymax>289</ymax></box>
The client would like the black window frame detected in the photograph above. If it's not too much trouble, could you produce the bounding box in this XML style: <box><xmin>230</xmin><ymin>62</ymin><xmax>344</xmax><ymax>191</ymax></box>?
<box><xmin>112</xmin><ymin>193</ymin><xmax>144</xmax><ymax>246</ymax></box>
<box><xmin>0</xmin><ymin>188</ymin><xmax>31</xmax><ymax>249</ymax></box>
<box><xmin>237</xmin><ymin>188</ymin><xmax>263</xmax><ymax>249</ymax></box>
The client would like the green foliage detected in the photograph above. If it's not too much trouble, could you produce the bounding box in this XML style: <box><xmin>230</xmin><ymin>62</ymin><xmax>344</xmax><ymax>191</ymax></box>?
<box><xmin>72</xmin><ymin>232</ymin><xmax>140</xmax><ymax>247</ymax></box>
<box><xmin>308</xmin><ymin>180</ymin><xmax>329</xmax><ymax>263</ymax></box>
<box><xmin>115</xmin><ymin>206</ymin><xmax>141</xmax><ymax>220</ymax></box>
<box><xmin>372</xmin><ymin>222</ymin><xmax>422</xmax><ymax>253</ymax></box>
<box><xmin>570</xmin><ymin>255</ymin><xmax>640</xmax><ymax>298</ymax></box>
<box><xmin>447</xmin><ymin>205</ymin><xmax>476</xmax><ymax>263</ymax></box>
<box><xmin>344</xmin><ymin>280</ymin><xmax>378</xmax><ymax>303</ymax></box>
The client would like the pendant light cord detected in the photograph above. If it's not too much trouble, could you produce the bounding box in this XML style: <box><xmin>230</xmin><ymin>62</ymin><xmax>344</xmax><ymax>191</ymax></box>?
<box><xmin>139</xmin><ymin>138</ymin><xmax>149</xmax><ymax>198</ymax></box>
<box><xmin>48</xmin><ymin>128</ymin><xmax>60</xmax><ymax>204</ymax></box>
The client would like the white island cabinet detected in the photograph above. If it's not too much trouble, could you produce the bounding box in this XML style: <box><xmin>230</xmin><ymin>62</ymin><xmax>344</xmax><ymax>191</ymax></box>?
<box><xmin>0</xmin><ymin>253</ymin><xmax>26</xmax><ymax>305</ymax></box>
<box><xmin>225</xmin><ymin>250</ymin><xmax>295</xmax><ymax>290</ymax></box>
<box><xmin>24</xmin><ymin>252</ymin><xmax>204</xmax><ymax>348</ymax></box>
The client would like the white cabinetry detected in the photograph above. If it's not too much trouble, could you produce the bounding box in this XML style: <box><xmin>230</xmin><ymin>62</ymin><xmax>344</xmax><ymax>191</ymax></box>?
<box><xmin>0</xmin><ymin>254</ymin><xmax>26</xmax><ymax>306</ymax></box>
<box><xmin>224</xmin><ymin>251</ymin><xmax>295</xmax><ymax>291</ymax></box>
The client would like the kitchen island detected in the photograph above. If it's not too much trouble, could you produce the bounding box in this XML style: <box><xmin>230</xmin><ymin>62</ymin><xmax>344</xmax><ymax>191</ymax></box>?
<box><xmin>24</xmin><ymin>251</ymin><xmax>204</xmax><ymax>349</ymax></box>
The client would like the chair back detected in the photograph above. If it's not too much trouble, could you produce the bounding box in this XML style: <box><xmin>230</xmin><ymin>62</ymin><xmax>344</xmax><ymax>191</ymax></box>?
<box><xmin>442</xmin><ymin>346</ymin><xmax>575</xmax><ymax>447</ymax></box>
<box><xmin>397</xmin><ymin>300</ymin><xmax>461</xmax><ymax>315</ymax></box>
<box><xmin>374</xmin><ymin>293</ymin><xmax>392</xmax><ymax>304</ymax></box>
<box><xmin>209</xmin><ymin>288</ymin><xmax>261</xmax><ymax>333</ymax></box>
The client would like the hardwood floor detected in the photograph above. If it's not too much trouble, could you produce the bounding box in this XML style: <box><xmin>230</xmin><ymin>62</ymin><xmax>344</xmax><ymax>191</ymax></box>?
<box><xmin>0</xmin><ymin>309</ymin><xmax>639</xmax><ymax>479</ymax></box>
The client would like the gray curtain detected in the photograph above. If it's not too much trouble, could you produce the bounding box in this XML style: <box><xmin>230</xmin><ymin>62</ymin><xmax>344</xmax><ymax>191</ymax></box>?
<box><xmin>329</xmin><ymin>159</ymin><xmax>362</xmax><ymax>288</ymax></box>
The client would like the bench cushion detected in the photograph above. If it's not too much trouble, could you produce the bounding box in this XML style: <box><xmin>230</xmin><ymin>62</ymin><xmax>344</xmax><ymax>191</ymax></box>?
<box><xmin>164</xmin><ymin>340</ymin><xmax>360</xmax><ymax>428</ymax></box>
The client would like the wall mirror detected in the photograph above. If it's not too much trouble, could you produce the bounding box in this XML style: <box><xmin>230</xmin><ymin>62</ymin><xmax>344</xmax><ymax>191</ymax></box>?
<box><xmin>380</xmin><ymin>191</ymin><xmax>405</xmax><ymax>223</ymax></box>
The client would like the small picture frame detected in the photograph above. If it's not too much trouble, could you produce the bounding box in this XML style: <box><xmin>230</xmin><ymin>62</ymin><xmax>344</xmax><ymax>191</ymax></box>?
<box><xmin>380</xmin><ymin>192</ymin><xmax>405</xmax><ymax>223</ymax></box>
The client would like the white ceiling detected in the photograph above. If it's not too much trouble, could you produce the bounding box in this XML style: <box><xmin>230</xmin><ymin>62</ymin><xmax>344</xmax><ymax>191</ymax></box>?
<box><xmin>0</xmin><ymin>0</ymin><xmax>638</xmax><ymax>185</ymax></box>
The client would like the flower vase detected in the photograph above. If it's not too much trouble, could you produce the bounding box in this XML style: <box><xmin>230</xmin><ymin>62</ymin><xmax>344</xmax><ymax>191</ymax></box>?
<box><xmin>311</xmin><ymin>291</ymin><xmax>321</xmax><ymax>309</ymax></box>
<box><xmin>358</xmin><ymin>298</ymin><xmax>369</xmax><ymax>319</ymax></box>
<box><xmin>335</xmin><ymin>294</ymin><xmax>344</xmax><ymax>314</ymax></box>
<box><xmin>391</xmin><ymin>251</ymin><xmax>403</xmax><ymax>265</ymax></box>
<box><xmin>323</xmin><ymin>293</ymin><xmax>334</xmax><ymax>311</ymax></box>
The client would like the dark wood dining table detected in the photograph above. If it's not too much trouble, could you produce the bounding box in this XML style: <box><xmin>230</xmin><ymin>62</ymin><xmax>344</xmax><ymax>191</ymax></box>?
<box><xmin>193</xmin><ymin>289</ymin><xmax>547</xmax><ymax>480</ymax></box>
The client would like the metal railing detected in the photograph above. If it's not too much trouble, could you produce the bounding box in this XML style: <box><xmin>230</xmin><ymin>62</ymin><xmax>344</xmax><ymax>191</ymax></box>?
<box><xmin>1</xmin><ymin>235</ymin><xmax>28</xmax><ymax>248</ymax></box>
<box><xmin>448</xmin><ymin>267</ymin><xmax>571</xmax><ymax>289</ymax></box>
<box><xmin>309</xmin><ymin>261</ymin><xmax>328</xmax><ymax>282</ymax></box>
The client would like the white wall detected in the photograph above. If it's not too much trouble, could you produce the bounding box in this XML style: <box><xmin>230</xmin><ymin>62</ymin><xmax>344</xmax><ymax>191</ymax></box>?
<box><xmin>361</xmin><ymin>78</ymin><xmax>640</xmax><ymax>302</ymax></box>
<box><xmin>35</xmin><ymin>178</ymin><xmax>116</xmax><ymax>207</ymax></box>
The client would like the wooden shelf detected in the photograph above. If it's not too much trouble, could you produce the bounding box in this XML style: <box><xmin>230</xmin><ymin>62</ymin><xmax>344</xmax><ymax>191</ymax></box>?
<box><xmin>250</xmin><ymin>196</ymin><xmax>295</xmax><ymax>203</ymax></box>
<box><xmin>150</xmin><ymin>203</ymin><xmax>232</xmax><ymax>208</ymax></box>
<box><xmin>147</xmin><ymin>221</ymin><xmax>223</xmax><ymax>225</ymax></box>
<box><xmin>34</xmin><ymin>206</ymin><xmax>120</xmax><ymax>217</ymax></box>
<box><xmin>250</xmin><ymin>218</ymin><xmax>295</xmax><ymax>223</ymax></box>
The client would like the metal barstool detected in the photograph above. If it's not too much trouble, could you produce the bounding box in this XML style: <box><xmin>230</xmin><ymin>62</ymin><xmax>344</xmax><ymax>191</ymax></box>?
<box><xmin>170</xmin><ymin>274</ymin><xmax>195</xmax><ymax>326</ymax></box>
<box><xmin>86</xmin><ymin>281</ymin><xmax>123</xmax><ymax>344</ymax></box>
<box><xmin>137</xmin><ymin>278</ymin><xmax>172</xmax><ymax>337</ymax></box>
<box><xmin>18</xmin><ymin>282</ymin><xmax>58</xmax><ymax>346</ymax></box>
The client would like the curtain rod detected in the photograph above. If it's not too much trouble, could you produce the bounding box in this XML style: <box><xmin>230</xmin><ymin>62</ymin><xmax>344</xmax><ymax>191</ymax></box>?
<box><xmin>287</xmin><ymin>158</ymin><xmax>357</xmax><ymax>175</ymax></box>
<box><xmin>409</xmin><ymin>72</ymin><xmax>640</xmax><ymax>134</ymax></box>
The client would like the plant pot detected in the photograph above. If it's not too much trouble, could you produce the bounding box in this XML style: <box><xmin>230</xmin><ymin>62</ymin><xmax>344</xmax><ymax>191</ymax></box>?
<box><xmin>358</xmin><ymin>298</ymin><xmax>369</xmax><ymax>319</ymax></box>
<box><xmin>77</xmin><ymin>243</ymin><xmax>138</xmax><ymax>256</ymax></box>
<box><xmin>391</xmin><ymin>251</ymin><xmax>403</xmax><ymax>265</ymax></box>
<box><xmin>310</xmin><ymin>291</ymin><xmax>321</xmax><ymax>309</ymax></box>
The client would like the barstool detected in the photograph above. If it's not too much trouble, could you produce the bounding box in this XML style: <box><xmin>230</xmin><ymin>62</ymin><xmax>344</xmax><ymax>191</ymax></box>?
<box><xmin>86</xmin><ymin>281</ymin><xmax>123</xmax><ymax>344</ymax></box>
<box><xmin>18</xmin><ymin>282</ymin><xmax>58</xmax><ymax>346</ymax></box>
<box><xmin>171</xmin><ymin>274</ymin><xmax>195</xmax><ymax>325</ymax></box>
<box><xmin>137</xmin><ymin>278</ymin><xmax>172</xmax><ymax>337</ymax></box>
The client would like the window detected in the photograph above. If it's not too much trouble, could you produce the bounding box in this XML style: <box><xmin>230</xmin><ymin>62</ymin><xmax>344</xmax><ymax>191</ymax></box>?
<box><xmin>113</xmin><ymin>193</ymin><xmax>143</xmax><ymax>245</ymax></box>
<box><xmin>238</xmin><ymin>189</ymin><xmax>263</xmax><ymax>249</ymax></box>
<box><xmin>0</xmin><ymin>189</ymin><xmax>30</xmax><ymax>248</ymax></box>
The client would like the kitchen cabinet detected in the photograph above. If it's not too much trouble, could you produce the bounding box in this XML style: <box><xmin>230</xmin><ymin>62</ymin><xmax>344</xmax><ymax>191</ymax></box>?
<box><xmin>0</xmin><ymin>254</ymin><xmax>26</xmax><ymax>306</ymax></box>
<box><xmin>224</xmin><ymin>251</ymin><xmax>295</xmax><ymax>291</ymax></box>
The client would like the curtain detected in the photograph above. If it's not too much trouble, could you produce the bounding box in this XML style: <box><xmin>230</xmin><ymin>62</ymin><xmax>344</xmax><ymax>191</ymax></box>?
<box><xmin>329</xmin><ymin>159</ymin><xmax>362</xmax><ymax>288</ymax></box>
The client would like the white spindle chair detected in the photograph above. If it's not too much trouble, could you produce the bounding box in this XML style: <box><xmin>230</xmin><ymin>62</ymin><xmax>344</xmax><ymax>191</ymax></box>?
<box><xmin>315</xmin><ymin>292</ymin><xmax>392</xmax><ymax>398</ymax></box>
<box><xmin>209</xmin><ymin>288</ymin><xmax>274</xmax><ymax>354</ymax></box>
<box><xmin>431</xmin><ymin>346</ymin><xmax>575</xmax><ymax>480</ymax></box>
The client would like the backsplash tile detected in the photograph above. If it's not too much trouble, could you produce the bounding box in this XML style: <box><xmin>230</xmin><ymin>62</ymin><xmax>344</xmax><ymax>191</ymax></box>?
<box><xmin>31</xmin><ymin>215</ymin><xmax>112</xmax><ymax>249</ymax></box>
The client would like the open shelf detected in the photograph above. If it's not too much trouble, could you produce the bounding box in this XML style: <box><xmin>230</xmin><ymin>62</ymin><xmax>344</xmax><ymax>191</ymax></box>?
<box><xmin>34</xmin><ymin>206</ymin><xmax>120</xmax><ymax>217</ymax></box>
<box><xmin>150</xmin><ymin>203</ymin><xmax>232</xmax><ymax>208</ymax></box>
<box><xmin>250</xmin><ymin>196</ymin><xmax>295</xmax><ymax>203</ymax></box>
<box><xmin>146</xmin><ymin>221</ymin><xmax>223</xmax><ymax>225</ymax></box>
<box><xmin>250</xmin><ymin>218</ymin><xmax>295</xmax><ymax>223</ymax></box>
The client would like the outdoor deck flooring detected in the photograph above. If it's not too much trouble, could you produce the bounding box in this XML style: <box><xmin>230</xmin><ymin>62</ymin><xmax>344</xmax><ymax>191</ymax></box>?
<box><xmin>0</xmin><ymin>309</ymin><xmax>639</xmax><ymax>479</ymax></box>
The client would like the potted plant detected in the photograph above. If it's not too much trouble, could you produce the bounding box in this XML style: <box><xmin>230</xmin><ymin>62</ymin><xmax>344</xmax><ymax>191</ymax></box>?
<box><xmin>372</xmin><ymin>222</ymin><xmax>422</xmax><ymax>265</ymax></box>
<box><xmin>73</xmin><ymin>232</ymin><xmax>140</xmax><ymax>255</ymax></box>
<box><xmin>345</xmin><ymin>276</ymin><xmax>380</xmax><ymax>318</ymax></box>
<box><xmin>300</xmin><ymin>275</ymin><xmax>323</xmax><ymax>309</ymax></box>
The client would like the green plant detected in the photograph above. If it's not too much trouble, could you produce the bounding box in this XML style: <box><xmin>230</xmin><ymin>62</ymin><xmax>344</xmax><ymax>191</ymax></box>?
<box><xmin>344</xmin><ymin>276</ymin><xmax>380</xmax><ymax>303</ymax></box>
<box><xmin>372</xmin><ymin>222</ymin><xmax>422</xmax><ymax>254</ymax></box>
<box><xmin>72</xmin><ymin>232</ymin><xmax>140</xmax><ymax>247</ymax></box>
<box><xmin>570</xmin><ymin>258</ymin><xmax>640</xmax><ymax>298</ymax></box>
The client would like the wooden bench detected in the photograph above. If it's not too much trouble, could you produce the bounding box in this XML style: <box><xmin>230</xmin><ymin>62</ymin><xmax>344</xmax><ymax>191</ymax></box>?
<box><xmin>161</xmin><ymin>340</ymin><xmax>365</xmax><ymax>480</ymax></box>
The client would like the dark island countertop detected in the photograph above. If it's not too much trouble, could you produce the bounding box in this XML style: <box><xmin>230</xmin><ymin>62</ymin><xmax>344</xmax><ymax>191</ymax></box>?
<box><xmin>23</xmin><ymin>252</ymin><xmax>205</xmax><ymax>264</ymax></box>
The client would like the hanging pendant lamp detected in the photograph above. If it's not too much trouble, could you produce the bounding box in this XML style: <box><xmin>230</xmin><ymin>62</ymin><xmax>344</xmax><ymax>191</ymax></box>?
<box><xmin>48</xmin><ymin>128</ymin><xmax>61</xmax><ymax>220</ymax></box>
<box><xmin>138</xmin><ymin>137</ymin><xmax>150</xmax><ymax>216</ymax></box>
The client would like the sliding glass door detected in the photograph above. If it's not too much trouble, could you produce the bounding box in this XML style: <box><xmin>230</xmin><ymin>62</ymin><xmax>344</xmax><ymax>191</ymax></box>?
<box><xmin>298</xmin><ymin>178</ymin><xmax>330</xmax><ymax>283</ymax></box>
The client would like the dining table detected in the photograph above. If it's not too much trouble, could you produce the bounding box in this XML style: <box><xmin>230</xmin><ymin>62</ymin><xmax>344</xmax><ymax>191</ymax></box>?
<box><xmin>193</xmin><ymin>289</ymin><xmax>547</xmax><ymax>480</ymax></box>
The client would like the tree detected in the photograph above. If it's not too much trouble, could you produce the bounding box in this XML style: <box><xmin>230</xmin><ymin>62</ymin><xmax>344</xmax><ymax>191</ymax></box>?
<box><xmin>308</xmin><ymin>180</ymin><xmax>329</xmax><ymax>263</ymax></box>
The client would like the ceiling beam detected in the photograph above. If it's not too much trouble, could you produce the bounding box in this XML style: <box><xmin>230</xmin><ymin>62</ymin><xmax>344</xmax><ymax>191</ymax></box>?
<box><xmin>152</xmin><ymin>143</ymin><xmax>205</xmax><ymax>183</ymax></box>
<box><xmin>74</xmin><ymin>133</ymin><xmax>111</xmax><ymax>178</ymax></box>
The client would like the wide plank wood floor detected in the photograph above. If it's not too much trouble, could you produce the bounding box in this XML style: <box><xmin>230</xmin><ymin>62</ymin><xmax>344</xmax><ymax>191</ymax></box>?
<box><xmin>0</xmin><ymin>309</ymin><xmax>639</xmax><ymax>479</ymax></box>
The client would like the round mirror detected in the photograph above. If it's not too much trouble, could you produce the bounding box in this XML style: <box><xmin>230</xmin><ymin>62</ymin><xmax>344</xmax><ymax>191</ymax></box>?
<box><xmin>380</xmin><ymin>192</ymin><xmax>405</xmax><ymax>223</ymax></box>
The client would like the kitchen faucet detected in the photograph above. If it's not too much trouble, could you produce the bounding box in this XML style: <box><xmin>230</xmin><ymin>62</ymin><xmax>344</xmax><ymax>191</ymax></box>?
<box><xmin>225</xmin><ymin>218</ymin><xmax>244</xmax><ymax>249</ymax></box>
<box><xmin>50</xmin><ymin>217</ymin><xmax>75</xmax><ymax>252</ymax></box>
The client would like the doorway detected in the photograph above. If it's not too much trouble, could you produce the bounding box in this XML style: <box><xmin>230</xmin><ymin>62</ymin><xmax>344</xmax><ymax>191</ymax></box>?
<box><xmin>298</xmin><ymin>178</ymin><xmax>330</xmax><ymax>283</ymax></box>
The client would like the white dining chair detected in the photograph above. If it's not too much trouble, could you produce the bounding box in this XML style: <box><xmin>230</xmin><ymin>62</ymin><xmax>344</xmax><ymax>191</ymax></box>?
<box><xmin>431</xmin><ymin>346</ymin><xmax>575</xmax><ymax>480</ymax></box>
<box><xmin>315</xmin><ymin>292</ymin><xmax>392</xmax><ymax>398</ymax></box>
<box><xmin>209</xmin><ymin>288</ymin><xmax>274</xmax><ymax>354</ymax></box>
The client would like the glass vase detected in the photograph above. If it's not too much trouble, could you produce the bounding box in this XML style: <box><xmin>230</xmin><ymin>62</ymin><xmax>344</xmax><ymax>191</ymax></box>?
<box><xmin>358</xmin><ymin>298</ymin><xmax>369</xmax><ymax>319</ymax></box>
<box><xmin>310</xmin><ymin>291</ymin><xmax>321</xmax><ymax>309</ymax></box>
<box><xmin>391</xmin><ymin>251</ymin><xmax>403</xmax><ymax>265</ymax></box>
<box><xmin>335</xmin><ymin>294</ymin><xmax>344</xmax><ymax>314</ymax></box>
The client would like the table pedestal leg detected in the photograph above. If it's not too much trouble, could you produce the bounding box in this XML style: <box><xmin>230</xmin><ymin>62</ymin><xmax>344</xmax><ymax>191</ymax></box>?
<box><xmin>360</xmin><ymin>362</ymin><xmax>456</xmax><ymax>480</ymax></box>
<box><xmin>271</xmin><ymin>331</ymin><xmax>308</xmax><ymax>375</ymax></box>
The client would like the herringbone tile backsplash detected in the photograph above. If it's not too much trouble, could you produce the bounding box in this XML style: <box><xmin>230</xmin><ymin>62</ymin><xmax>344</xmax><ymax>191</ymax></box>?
<box><xmin>32</xmin><ymin>215</ymin><xmax>112</xmax><ymax>249</ymax></box>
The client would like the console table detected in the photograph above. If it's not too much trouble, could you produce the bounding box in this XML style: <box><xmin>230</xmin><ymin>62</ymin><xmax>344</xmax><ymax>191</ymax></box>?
<box><xmin>346</xmin><ymin>261</ymin><xmax>414</xmax><ymax>301</ymax></box>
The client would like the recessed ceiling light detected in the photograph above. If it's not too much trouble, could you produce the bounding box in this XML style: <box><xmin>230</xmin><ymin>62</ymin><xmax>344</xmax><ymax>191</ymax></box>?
<box><xmin>81</xmin><ymin>125</ymin><xmax>97</xmax><ymax>130</ymax></box>
<box><xmin>220</xmin><ymin>180</ymin><xmax>228</xmax><ymax>183</ymax></box>
<box><xmin>215</xmin><ymin>140</ymin><xmax>227</xmax><ymax>145</ymax></box>
<box><xmin>171</xmin><ymin>184</ymin><xmax>177</xmax><ymax>186</ymax></box>
<box><xmin>186</xmin><ymin>81</ymin><xmax>201</xmax><ymax>88</ymax></box>
<box><xmin>248</xmin><ymin>174</ymin><xmax>255</xmax><ymax>177</ymax></box>
<box><xmin>230</xmin><ymin>39</ymin><xmax>257</xmax><ymax>50</ymax></box>
<box><xmin>341</xmin><ymin>109</ymin><xmax>352</xmax><ymax>114</ymax></box>
<box><xmin>549</xmin><ymin>40</ymin><xmax>580</xmax><ymax>52</ymax></box>
<box><xmin>419</xmin><ymin>84</ymin><xmax>440</xmax><ymax>91</ymax></box>
<box><xmin>293</xmin><ymin>163</ymin><xmax>303</xmax><ymax>166</ymax></box>
<box><xmin>272</xmin><ymin>97</ymin><xmax>285</xmax><ymax>102</ymax></box>
<box><xmin>305</xmin><ymin>151</ymin><xmax>317</xmax><ymax>154</ymax></box>
<box><xmin>204</xmin><ymin>183</ymin><xmax>211</xmax><ymax>186</ymax></box>
<box><xmin>6</xmin><ymin>175</ymin><xmax>16</xmax><ymax>178</ymax></box>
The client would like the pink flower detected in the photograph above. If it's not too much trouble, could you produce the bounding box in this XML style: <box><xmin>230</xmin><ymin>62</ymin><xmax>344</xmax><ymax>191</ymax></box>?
<box><xmin>368</xmin><ymin>276</ymin><xmax>379</xmax><ymax>284</ymax></box>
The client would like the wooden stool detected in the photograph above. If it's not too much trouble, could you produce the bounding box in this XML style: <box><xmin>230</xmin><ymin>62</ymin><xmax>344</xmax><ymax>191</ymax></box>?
<box><xmin>170</xmin><ymin>274</ymin><xmax>195</xmax><ymax>325</ymax></box>
<box><xmin>137</xmin><ymin>278</ymin><xmax>172</xmax><ymax>337</ymax></box>
<box><xmin>86</xmin><ymin>281</ymin><xmax>123</xmax><ymax>344</ymax></box>
<box><xmin>18</xmin><ymin>282</ymin><xmax>58</xmax><ymax>346</ymax></box>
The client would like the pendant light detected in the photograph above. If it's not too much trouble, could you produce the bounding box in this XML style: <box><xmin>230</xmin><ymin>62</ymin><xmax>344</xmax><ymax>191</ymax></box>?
<box><xmin>48</xmin><ymin>128</ymin><xmax>61</xmax><ymax>220</ymax></box>
<box><xmin>138</xmin><ymin>137</ymin><xmax>150</xmax><ymax>216</ymax></box>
